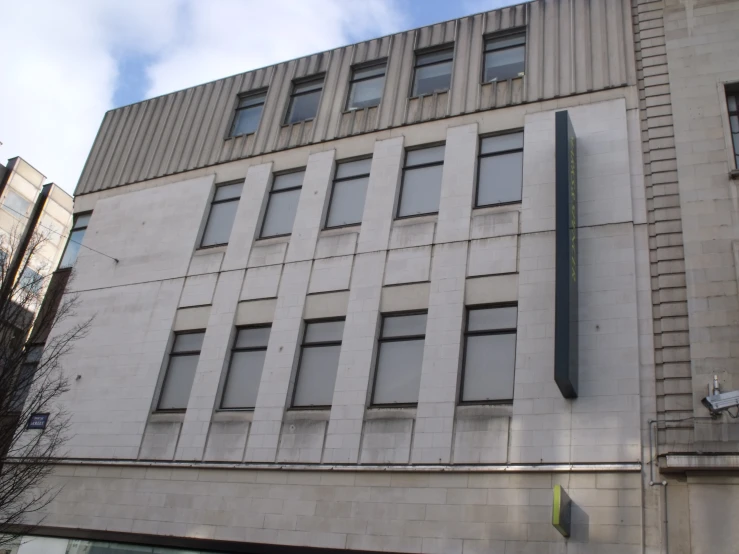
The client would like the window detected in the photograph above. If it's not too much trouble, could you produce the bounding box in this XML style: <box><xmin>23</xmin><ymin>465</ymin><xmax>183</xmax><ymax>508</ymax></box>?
<box><xmin>347</xmin><ymin>63</ymin><xmax>386</xmax><ymax>110</ymax></box>
<box><xmin>2</xmin><ymin>190</ymin><xmax>31</xmax><ymax>217</ymax></box>
<box><xmin>10</xmin><ymin>345</ymin><xmax>43</xmax><ymax>412</ymax></box>
<box><xmin>229</xmin><ymin>91</ymin><xmax>266</xmax><ymax>137</ymax></box>
<box><xmin>221</xmin><ymin>326</ymin><xmax>270</xmax><ymax>410</ymax></box>
<box><xmin>477</xmin><ymin>132</ymin><xmax>524</xmax><ymax>207</ymax></box>
<box><xmin>157</xmin><ymin>331</ymin><xmax>205</xmax><ymax>411</ymax></box>
<box><xmin>483</xmin><ymin>32</ymin><xmax>526</xmax><ymax>83</ymax></box>
<box><xmin>59</xmin><ymin>212</ymin><xmax>91</xmax><ymax>269</ymax></box>
<box><xmin>397</xmin><ymin>145</ymin><xmax>445</xmax><ymax>218</ymax></box>
<box><xmin>325</xmin><ymin>158</ymin><xmax>372</xmax><ymax>228</ymax></box>
<box><xmin>292</xmin><ymin>319</ymin><xmax>344</xmax><ymax>408</ymax></box>
<box><xmin>285</xmin><ymin>77</ymin><xmax>324</xmax><ymax>125</ymax></box>
<box><xmin>461</xmin><ymin>306</ymin><xmax>517</xmax><ymax>403</ymax></box>
<box><xmin>412</xmin><ymin>47</ymin><xmax>454</xmax><ymax>97</ymax></box>
<box><xmin>19</xmin><ymin>267</ymin><xmax>43</xmax><ymax>293</ymax></box>
<box><xmin>728</xmin><ymin>87</ymin><xmax>739</xmax><ymax>168</ymax></box>
<box><xmin>201</xmin><ymin>181</ymin><xmax>243</xmax><ymax>247</ymax></box>
<box><xmin>372</xmin><ymin>313</ymin><xmax>426</xmax><ymax>405</ymax></box>
<box><xmin>260</xmin><ymin>170</ymin><xmax>304</xmax><ymax>238</ymax></box>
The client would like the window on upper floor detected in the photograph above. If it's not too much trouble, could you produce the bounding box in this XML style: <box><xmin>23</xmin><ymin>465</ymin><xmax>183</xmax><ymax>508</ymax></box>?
<box><xmin>727</xmin><ymin>86</ymin><xmax>739</xmax><ymax>169</ymax></box>
<box><xmin>397</xmin><ymin>144</ymin><xmax>445</xmax><ymax>218</ymax></box>
<box><xmin>59</xmin><ymin>212</ymin><xmax>91</xmax><ymax>269</ymax></box>
<box><xmin>2</xmin><ymin>190</ymin><xmax>31</xmax><ymax>218</ymax></box>
<box><xmin>229</xmin><ymin>91</ymin><xmax>267</xmax><ymax>138</ymax></box>
<box><xmin>260</xmin><ymin>170</ymin><xmax>305</xmax><ymax>238</ymax></box>
<box><xmin>372</xmin><ymin>312</ymin><xmax>427</xmax><ymax>405</ymax></box>
<box><xmin>477</xmin><ymin>131</ymin><xmax>524</xmax><ymax>207</ymax></box>
<box><xmin>346</xmin><ymin>63</ymin><xmax>386</xmax><ymax>110</ymax></box>
<box><xmin>325</xmin><ymin>158</ymin><xmax>372</xmax><ymax>229</ymax></box>
<box><xmin>412</xmin><ymin>47</ymin><xmax>454</xmax><ymax>97</ymax></box>
<box><xmin>10</xmin><ymin>344</ymin><xmax>43</xmax><ymax>413</ymax></box>
<box><xmin>461</xmin><ymin>306</ymin><xmax>517</xmax><ymax>403</ymax></box>
<box><xmin>220</xmin><ymin>326</ymin><xmax>270</xmax><ymax>410</ymax></box>
<box><xmin>285</xmin><ymin>77</ymin><xmax>324</xmax><ymax>125</ymax></box>
<box><xmin>292</xmin><ymin>319</ymin><xmax>344</xmax><ymax>408</ymax></box>
<box><xmin>157</xmin><ymin>331</ymin><xmax>205</xmax><ymax>411</ymax></box>
<box><xmin>201</xmin><ymin>181</ymin><xmax>243</xmax><ymax>248</ymax></box>
<box><xmin>483</xmin><ymin>32</ymin><xmax>526</xmax><ymax>83</ymax></box>
<box><xmin>19</xmin><ymin>267</ymin><xmax>43</xmax><ymax>293</ymax></box>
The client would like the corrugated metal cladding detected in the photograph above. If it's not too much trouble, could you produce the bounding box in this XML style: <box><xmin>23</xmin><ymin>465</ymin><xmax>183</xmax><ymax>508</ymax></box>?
<box><xmin>76</xmin><ymin>0</ymin><xmax>636</xmax><ymax>196</ymax></box>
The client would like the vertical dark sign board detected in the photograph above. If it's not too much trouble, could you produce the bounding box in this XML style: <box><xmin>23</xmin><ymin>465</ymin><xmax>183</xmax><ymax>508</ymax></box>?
<box><xmin>554</xmin><ymin>110</ymin><xmax>578</xmax><ymax>398</ymax></box>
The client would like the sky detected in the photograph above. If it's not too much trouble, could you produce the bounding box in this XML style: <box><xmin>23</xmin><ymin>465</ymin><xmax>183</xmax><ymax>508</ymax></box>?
<box><xmin>0</xmin><ymin>0</ymin><xmax>523</xmax><ymax>196</ymax></box>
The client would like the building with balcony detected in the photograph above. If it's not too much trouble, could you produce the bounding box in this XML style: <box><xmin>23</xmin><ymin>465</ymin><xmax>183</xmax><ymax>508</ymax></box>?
<box><xmin>7</xmin><ymin>0</ymin><xmax>739</xmax><ymax>553</ymax></box>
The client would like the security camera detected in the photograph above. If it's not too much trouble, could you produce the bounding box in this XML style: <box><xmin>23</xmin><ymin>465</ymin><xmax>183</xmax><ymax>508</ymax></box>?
<box><xmin>702</xmin><ymin>389</ymin><xmax>739</xmax><ymax>416</ymax></box>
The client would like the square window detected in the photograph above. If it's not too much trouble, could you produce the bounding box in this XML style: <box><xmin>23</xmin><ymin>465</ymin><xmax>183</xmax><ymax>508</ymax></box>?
<box><xmin>201</xmin><ymin>181</ymin><xmax>243</xmax><ymax>247</ymax></box>
<box><xmin>2</xmin><ymin>190</ymin><xmax>31</xmax><ymax>218</ymax></box>
<box><xmin>347</xmin><ymin>63</ymin><xmax>386</xmax><ymax>110</ymax></box>
<box><xmin>158</xmin><ymin>331</ymin><xmax>205</xmax><ymax>411</ymax></box>
<box><xmin>461</xmin><ymin>306</ymin><xmax>517</xmax><ymax>403</ymax></box>
<box><xmin>412</xmin><ymin>47</ymin><xmax>454</xmax><ymax>97</ymax></box>
<box><xmin>285</xmin><ymin>77</ymin><xmax>324</xmax><ymax>125</ymax></box>
<box><xmin>325</xmin><ymin>158</ymin><xmax>372</xmax><ymax>228</ymax></box>
<box><xmin>372</xmin><ymin>313</ymin><xmax>426</xmax><ymax>405</ymax></box>
<box><xmin>229</xmin><ymin>91</ymin><xmax>266</xmax><ymax>137</ymax></box>
<box><xmin>221</xmin><ymin>326</ymin><xmax>271</xmax><ymax>409</ymax></box>
<box><xmin>260</xmin><ymin>171</ymin><xmax>305</xmax><ymax>238</ymax></box>
<box><xmin>292</xmin><ymin>320</ymin><xmax>344</xmax><ymax>408</ymax></box>
<box><xmin>477</xmin><ymin>132</ymin><xmax>524</xmax><ymax>207</ymax></box>
<box><xmin>483</xmin><ymin>32</ymin><xmax>526</xmax><ymax>83</ymax></box>
<box><xmin>397</xmin><ymin>145</ymin><xmax>445</xmax><ymax>218</ymax></box>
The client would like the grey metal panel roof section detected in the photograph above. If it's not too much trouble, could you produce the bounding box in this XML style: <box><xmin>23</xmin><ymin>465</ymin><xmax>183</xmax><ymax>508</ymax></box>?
<box><xmin>75</xmin><ymin>0</ymin><xmax>636</xmax><ymax>196</ymax></box>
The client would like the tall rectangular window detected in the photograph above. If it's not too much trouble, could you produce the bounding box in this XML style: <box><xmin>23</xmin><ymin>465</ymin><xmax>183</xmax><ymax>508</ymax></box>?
<box><xmin>397</xmin><ymin>145</ymin><xmax>445</xmax><ymax>218</ymax></box>
<box><xmin>325</xmin><ymin>158</ymin><xmax>372</xmax><ymax>228</ymax></box>
<box><xmin>285</xmin><ymin>77</ymin><xmax>324</xmax><ymax>125</ymax></box>
<box><xmin>10</xmin><ymin>345</ymin><xmax>43</xmax><ymax>412</ymax></box>
<box><xmin>728</xmin><ymin>87</ymin><xmax>739</xmax><ymax>168</ymax></box>
<box><xmin>260</xmin><ymin>170</ymin><xmax>304</xmax><ymax>238</ymax></box>
<box><xmin>412</xmin><ymin>47</ymin><xmax>454</xmax><ymax>97</ymax></box>
<box><xmin>201</xmin><ymin>181</ymin><xmax>243</xmax><ymax>247</ymax></box>
<box><xmin>2</xmin><ymin>190</ymin><xmax>31</xmax><ymax>218</ymax></box>
<box><xmin>221</xmin><ymin>326</ymin><xmax>270</xmax><ymax>410</ymax></box>
<box><xmin>59</xmin><ymin>212</ymin><xmax>92</xmax><ymax>269</ymax></box>
<box><xmin>477</xmin><ymin>132</ymin><xmax>524</xmax><ymax>207</ymax></box>
<box><xmin>229</xmin><ymin>91</ymin><xmax>266</xmax><ymax>137</ymax></box>
<box><xmin>372</xmin><ymin>313</ymin><xmax>426</xmax><ymax>405</ymax></box>
<box><xmin>346</xmin><ymin>63</ymin><xmax>386</xmax><ymax>110</ymax></box>
<box><xmin>292</xmin><ymin>319</ymin><xmax>344</xmax><ymax>408</ymax></box>
<box><xmin>461</xmin><ymin>306</ymin><xmax>517</xmax><ymax>403</ymax></box>
<box><xmin>483</xmin><ymin>32</ymin><xmax>526</xmax><ymax>83</ymax></box>
<box><xmin>157</xmin><ymin>331</ymin><xmax>205</xmax><ymax>411</ymax></box>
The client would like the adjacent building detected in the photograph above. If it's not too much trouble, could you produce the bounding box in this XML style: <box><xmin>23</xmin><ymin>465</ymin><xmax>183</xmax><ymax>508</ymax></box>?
<box><xmin>7</xmin><ymin>0</ymin><xmax>739</xmax><ymax>553</ymax></box>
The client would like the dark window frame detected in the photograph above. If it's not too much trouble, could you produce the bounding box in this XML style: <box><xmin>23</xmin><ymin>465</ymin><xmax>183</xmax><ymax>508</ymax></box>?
<box><xmin>324</xmin><ymin>156</ymin><xmax>372</xmax><ymax>230</ymax></box>
<box><xmin>345</xmin><ymin>60</ymin><xmax>387</xmax><ymax>111</ymax></box>
<box><xmin>370</xmin><ymin>310</ymin><xmax>427</xmax><ymax>408</ymax></box>
<box><xmin>156</xmin><ymin>330</ymin><xmax>205</xmax><ymax>413</ymax></box>
<box><xmin>727</xmin><ymin>85</ymin><xmax>739</xmax><ymax>169</ymax></box>
<box><xmin>459</xmin><ymin>303</ymin><xmax>518</xmax><ymax>406</ymax></box>
<box><xmin>58</xmin><ymin>211</ymin><xmax>92</xmax><ymax>270</ymax></box>
<box><xmin>227</xmin><ymin>89</ymin><xmax>268</xmax><ymax>139</ymax></box>
<box><xmin>259</xmin><ymin>169</ymin><xmax>305</xmax><ymax>239</ymax></box>
<box><xmin>476</xmin><ymin>130</ymin><xmax>525</xmax><ymax>208</ymax></box>
<box><xmin>411</xmin><ymin>45</ymin><xmax>455</xmax><ymax>98</ymax></box>
<box><xmin>482</xmin><ymin>29</ymin><xmax>527</xmax><ymax>84</ymax></box>
<box><xmin>219</xmin><ymin>324</ymin><xmax>271</xmax><ymax>411</ymax></box>
<box><xmin>199</xmin><ymin>180</ymin><xmax>244</xmax><ymax>249</ymax></box>
<box><xmin>396</xmin><ymin>143</ymin><xmax>445</xmax><ymax>220</ymax></box>
<box><xmin>284</xmin><ymin>75</ymin><xmax>325</xmax><ymax>126</ymax></box>
<box><xmin>290</xmin><ymin>317</ymin><xmax>345</xmax><ymax>410</ymax></box>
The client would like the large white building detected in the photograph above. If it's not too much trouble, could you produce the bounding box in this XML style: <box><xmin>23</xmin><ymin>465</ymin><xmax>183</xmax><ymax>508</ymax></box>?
<box><xmin>7</xmin><ymin>0</ymin><xmax>739</xmax><ymax>552</ymax></box>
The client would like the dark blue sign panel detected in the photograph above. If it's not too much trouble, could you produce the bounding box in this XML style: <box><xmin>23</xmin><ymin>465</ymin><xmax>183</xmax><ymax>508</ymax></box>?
<box><xmin>554</xmin><ymin>110</ymin><xmax>578</xmax><ymax>398</ymax></box>
<box><xmin>27</xmin><ymin>413</ymin><xmax>49</xmax><ymax>430</ymax></box>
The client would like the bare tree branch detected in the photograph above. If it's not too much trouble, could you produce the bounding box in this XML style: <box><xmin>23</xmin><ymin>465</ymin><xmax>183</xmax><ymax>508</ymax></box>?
<box><xmin>0</xmin><ymin>225</ymin><xmax>92</xmax><ymax>546</ymax></box>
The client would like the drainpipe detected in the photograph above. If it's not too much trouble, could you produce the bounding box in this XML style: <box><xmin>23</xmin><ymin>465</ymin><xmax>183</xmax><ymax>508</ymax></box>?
<box><xmin>649</xmin><ymin>419</ymin><xmax>668</xmax><ymax>554</ymax></box>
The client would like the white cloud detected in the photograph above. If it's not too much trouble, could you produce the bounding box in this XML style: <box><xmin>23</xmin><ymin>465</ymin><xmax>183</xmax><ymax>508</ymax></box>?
<box><xmin>0</xmin><ymin>0</ymin><xmax>406</xmax><ymax>195</ymax></box>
